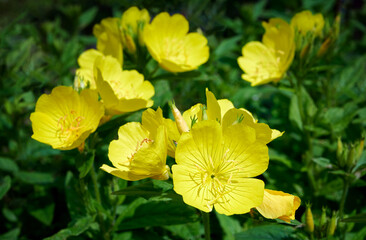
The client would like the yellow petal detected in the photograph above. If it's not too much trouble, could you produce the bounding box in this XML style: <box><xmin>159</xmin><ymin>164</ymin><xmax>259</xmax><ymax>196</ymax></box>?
<box><xmin>238</xmin><ymin>41</ymin><xmax>281</xmax><ymax>86</ymax></box>
<box><xmin>214</xmin><ymin>178</ymin><xmax>265</xmax><ymax>215</ymax></box>
<box><xmin>132</xmin><ymin>125</ymin><xmax>168</xmax><ymax>179</ymax></box>
<box><xmin>100</xmin><ymin>164</ymin><xmax>144</xmax><ymax>181</ymax></box>
<box><xmin>175</xmin><ymin>120</ymin><xmax>222</xmax><ymax>169</ymax></box>
<box><xmin>94</xmin><ymin>57</ymin><xmax>154</xmax><ymax>115</ymax></box>
<box><xmin>108</xmin><ymin>122</ymin><xmax>149</xmax><ymax>168</ymax></box>
<box><xmin>182</xmin><ymin>103</ymin><xmax>203</xmax><ymax>129</ymax></box>
<box><xmin>141</xmin><ymin>108</ymin><xmax>180</xmax><ymax>158</ymax></box>
<box><xmin>256</xmin><ymin>189</ymin><xmax>301</xmax><ymax>222</ymax></box>
<box><xmin>206</xmin><ymin>89</ymin><xmax>221</xmax><ymax>123</ymax></box>
<box><xmin>223</xmin><ymin>124</ymin><xmax>269</xmax><ymax>177</ymax></box>
<box><xmin>172</xmin><ymin>164</ymin><xmax>215</xmax><ymax>212</ymax></box>
<box><xmin>217</xmin><ymin>99</ymin><xmax>234</xmax><ymax>118</ymax></box>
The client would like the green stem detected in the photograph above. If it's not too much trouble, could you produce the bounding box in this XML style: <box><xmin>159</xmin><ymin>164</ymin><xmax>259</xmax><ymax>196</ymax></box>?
<box><xmin>90</xmin><ymin>165</ymin><xmax>101</xmax><ymax>205</ymax></box>
<box><xmin>201</xmin><ymin>211</ymin><xmax>211</xmax><ymax>240</ymax></box>
<box><xmin>339</xmin><ymin>178</ymin><xmax>349</xmax><ymax>221</ymax></box>
<box><xmin>339</xmin><ymin>178</ymin><xmax>350</xmax><ymax>240</ymax></box>
<box><xmin>292</xmin><ymin>73</ymin><xmax>317</xmax><ymax>192</ymax></box>
<box><xmin>148</xmin><ymin>63</ymin><xmax>160</xmax><ymax>80</ymax></box>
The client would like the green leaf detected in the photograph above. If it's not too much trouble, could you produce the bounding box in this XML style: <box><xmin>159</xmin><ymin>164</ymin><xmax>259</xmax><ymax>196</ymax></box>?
<box><xmin>235</xmin><ymin>224</ymin><xmax>295</xmax><ymax>240</ymax></box>
<box><xmin>289</xmin><ymin>94</ymin><xmax>303</xmax><ymax>131</ymax></box>
<box><xmin>252</xmin><ymin>0</ymin><xmax>268</xmax><ymax>21</ymax></box>
<box><xmin>300</xmin><ymin>86</ymin><xmax>317</xmax><ymax>119</ymax></box>
<box><xmin>0</xmin><ymin>228</ymin><xmax>20</xmax><ymax>240</ymax></box>
<box><xmin>15</xmin><ymin>171</ymin><xmax>54</xmax><ymax>184</ymax></box>
<box><xmin>351</xmin><ymin>226</ymin><xmax>366</xmax><ymax>240</ymax></box>
<box><xmin>113</xmin><ymin>180</ymin><xmax>173</xmax><ymax>199</ymax></box>
<box><xmin>116</xmin><ymin>197</ymin><xmax>199</xmax><ymax>230</ymax></box>
<box><xmin>2</xmin><ymin>208</ymin><xmax>17</xmax><ymax>222</ymax></box>
<box><xmin>342</xmin><ymin>213</ymin><xmax>366</xmax><ymax>223</ymax></box>
<box><xmin>29</xmin><ymin>203</ymin><xmax>55</xmax><ymax>226</ymax></box>
<box><xmin>312</xmin><ymin>157</ymin><xmax>332</xmax><ymax>168</ymax></box>
<box><xmin>214</xmin><ymin>36</ymin><xmax>241</xmax><ymax>58</ymax></box>
<box><xmin>216</xmin><ymin>212</ymin><xmax>242</xmax><ymax>240</ymax></box>
<box><xmin>152</xmin><ymin>80</ymin><xmax>173</xmax><ymax>107</ymax></box>
<box><xmin>76</xmin><ymin>150</ymin><xmax>95</xmax><ymax>179</ymax></box>
<box><xmin>0</xmin><ymin>157</ymin><xmax>19</xmax><ymax>173</ymax></box>
<box><xmin>43</xmin><ymin>216</ymin><xmax>93</xmax><ymax>240</ymax></box>
<box><xmin>78</xmin><ymin>7</ymin><xmax>98</xmax><ymax>29</ymax></box>
<box><xmin>65</xmin><ymin>171</ymin><xmax>87</xmax><ymax>219</ymax></box>
<box><xmin>0</xmin><ymin>175</ymin><xmax>11</xmax><ymax>200</ymax></box>
<box><xmin>163</xmin><ymin>222</ymin><xmax>201</xmax><ymax>240</ymax></box>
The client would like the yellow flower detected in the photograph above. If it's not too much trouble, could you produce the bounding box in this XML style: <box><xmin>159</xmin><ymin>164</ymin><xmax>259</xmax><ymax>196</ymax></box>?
<box><xmin>255</xmin><ymin>189</ymin><xmax>301</xmax><ymax>222</ymax></box>
<box><xmin>94</xmin><ymin>55</ymin><xmax>154</xmax><ymax>115</ymax></box>
<box><xmin>74</xmin><ymin>49</ymin><xmax>103</xmax><ymax>90</ymax></box>
<box><xmin>101</xmin><ymin>122</ymin><xmax>170</xmax><ymax>181</ymax></box>
<box><xmin>121</xmin><ymin>6</ymin><xmax>150</xmax><ymax>53</ymax></box>
<box><xmin>93</xmin><ymin>18</ymin><xmax>123</xmax><ymax>65</ymax></box>
<box><xmin>238</xmin><ymin>18</ymin><xmax>295</xmax><ymax>86</ymax></box>
<box><xmin>173</xmin><ymin>120</ymin><xmax>269</xmax><ymax>215</ymax></box>
<box><xmin>141</xmin><ymin>108</ymin><xmax>180</xmax><ymax>158</ymax></box>
<box><xmin>291</xmin><ymin>10</ymin><xmax>324</xmax><ymax>37</ymax></box>
<box><xmin>30</xmin><ymin>86</ymin><xmax>104</xmax><ymax>150</ymax></box>
<box><xmin>143</xmin><ymin>12</ymin><xmax>209</xmax><ymax>72</ymax></box>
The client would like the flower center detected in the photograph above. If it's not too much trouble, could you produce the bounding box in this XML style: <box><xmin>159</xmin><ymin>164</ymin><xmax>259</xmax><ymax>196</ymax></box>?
<box><xmin>57</xmin><ymin>110</ymin><xmax>84</xmax><ymax>143</ymax></box>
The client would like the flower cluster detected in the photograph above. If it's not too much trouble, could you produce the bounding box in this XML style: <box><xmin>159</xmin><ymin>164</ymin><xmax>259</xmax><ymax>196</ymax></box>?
<box><xmin>30</xmin><ymin>6</ymin><xmax>301</xmax><ymax>225</ymax></box>
<box><xmin>238</xmin><ymin>10</ymin><xmax>326</xmax><ymax>86</ymax></box>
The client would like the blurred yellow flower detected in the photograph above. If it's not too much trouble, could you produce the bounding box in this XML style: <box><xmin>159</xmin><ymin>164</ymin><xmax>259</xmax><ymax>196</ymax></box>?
<box><xmin>291</xmin><ymin>10</ymin><xmax>324</xmax><ymax>37</ymax></box>
<box><xmin>173</xmin><ymin>120</ymin><xmax>269</xmax><ymax>215</ymax></box>
<box><xmin>74</xmin><ymin>49</ymin><xmax>103</xmax><ymax>90</ymax></box>
<box><xmin>94</xmin><ymin>56</ymin><xmax>154</xmax><ymax>115</ymax></box>
<box><xmin>121</xmin><ymin>6</ymin><xmax>150</xmax><ymax>53</ymax></box>
<box><xmin>93</xmin><ymin>18</ymin><xmax>123</xmax><ymax>65</ymax></box>
<box><xmin>256</xmin><ymin>189</ymin><xmax>301</xmax><ymax>222</ymax></box>
<box><xmin>238</xmin><ymin>18</ymin><xmax>295</xmax><ymax>86</ymax></box>
<box><xmin>101</xmin><ymin>122</ymin><xmax>169</xmax><ymax>181</ymax></box>
<box><xmin>143</xmin><ymin>12</ymin><xmax>209</xmax><ymax>72</ymax></box>
<box><xmin>30</xmin><ymin>86</ymin><xmax>104</xmax><ymax>150</ymax></box>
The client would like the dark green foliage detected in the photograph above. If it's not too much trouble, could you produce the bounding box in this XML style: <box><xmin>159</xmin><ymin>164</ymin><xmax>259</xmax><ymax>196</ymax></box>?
<box><xmin>1</xmin><ymin>0</ymin><xmax>366</xmax><ymax>239</ymax></box>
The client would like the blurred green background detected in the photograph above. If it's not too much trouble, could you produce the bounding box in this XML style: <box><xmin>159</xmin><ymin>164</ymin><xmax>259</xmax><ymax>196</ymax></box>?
<box><xmin>1</xmin><ymin>0</ymin><xmax>366</xmax><ymax>239</ymax></box>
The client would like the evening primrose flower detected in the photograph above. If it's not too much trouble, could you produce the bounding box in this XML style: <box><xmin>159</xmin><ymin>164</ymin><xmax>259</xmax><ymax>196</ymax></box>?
<box><xmin>30</xmin><ymin>86</ymin><xmax>104</xmax><ymax>150</ymax></box>
<box><xmin>94</xmin><ymin>55</ymin><xmax>154</xmax><ymax>115</ymax></box>
<box><xmin>173</xmin><ymin>120</ymin><xmax>269</xmax><ymax>215</ymax></box>
<box><xmin>238</xmin><ymin>18</ymin><xmax>295</xmax><ymax>86</ymax></box>
<box><xmin>291</xmin><ymin>10</ymin><xmax>324</xmax><ymax>37</ymax></box>
<box><xmin>121</xmin><ymin>6</ymin><xmax>150</xmax><ymax>53</ymax></box>
<box><xmin>256</xmin><ymin>189</ymin><xmax>301</xmax><ymax>222</ymax></box>
<box><xmin>101</xmin><ymin>123</ymin><xmax>169</xmax><ymax>181</ymax></box>
<box><xmin>143</xmin><ymin>12</ymin><xmax>209</xmax><ymax>72</ymax></box>
<box><xmin>93</xmin><ymin>17</ymin><xmax>123</xmax><ymax>65</ymax></box>
<box><xmin>74</xmin><ymin>49</ymin><xmax>103</xmax><ymax>90</ymax></box>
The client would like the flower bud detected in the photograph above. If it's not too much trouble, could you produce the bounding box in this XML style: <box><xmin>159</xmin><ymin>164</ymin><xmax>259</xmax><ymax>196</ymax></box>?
<box><xmin>300</xmin><ymin>44</ymin><xmax>310</xmax><ymax>59</ymax></box>
<box><xmin>357</xmin><ymin>138</ymin><xmax>364</xmax><ymax>160</ymax></box>
<box><xmin>305</xmin><ymin>204</ymin><xmax>314</xmax><ymax>233</ymax></box>
<box><xmin>327</xmin><ymin>211</ymin><xmax>338</xmax><ymax>237</ymax></box>
<box><xmin>170</xmin><ymin>102</ymin><xmax>189</xmax><ymax>134</ymax></box>
<box><xmin>320</xmin><ymin>206</ymin><xmax>327</xmax><ymax>227</ymax></box>
<box><xmin>346</xmin><ymin>145</ymin><xmax>356</xmax><ymax>170</ymax></box>
<box><xmin>317</xmin><ymin>37</ymin><xmax>332</xmax><ymax>57</ymax></box>
<box><xmin>337</xmin><ymin>138</ymin><xmax>343</xmax><ymax>162</ymax></box>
